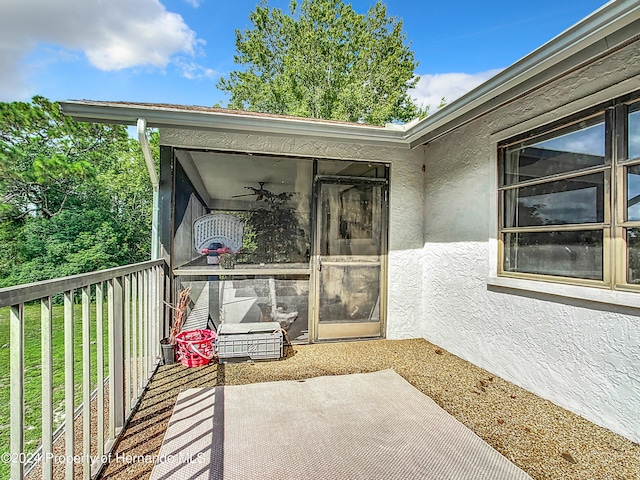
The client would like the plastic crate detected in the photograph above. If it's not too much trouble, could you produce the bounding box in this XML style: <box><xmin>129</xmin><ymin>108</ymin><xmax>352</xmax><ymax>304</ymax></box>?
<box><xmin>216</xmin><ymin>322</ymin><xmax>283</xmax><ymax>363</ymax></box>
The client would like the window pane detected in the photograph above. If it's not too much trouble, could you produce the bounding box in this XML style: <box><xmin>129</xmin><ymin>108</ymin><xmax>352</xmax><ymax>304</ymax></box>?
<box><xmin>628</xmin><ymin>228</ymin><xmax>640</xmax><ymax>284</ymax></box>
<box><xmin>318</xmin><ymin>264</ymin><xmax>380</xmax><ymax>324</ymax></box>
<box><xmin>502</xmin><ymin>116</ymin><xmax>605</xmax><ymax>185</ymax></box>
<box><xmin>627</xmin><ymin>164</ymin><xmax>640</xmax><ymax>221</ymax></box>
<box><xmin>630</xmin><ymin>104</ymin><xmax>640</xmax><ymax>160</ymax></box>
<box><xmin>504</xmin><ymin>230</ymin><xmax>603</xmax><ymax>280</ymax></box>
<box><xmin>317</xmin><ymin>159</ymin><xmax>388</xmax><ymax>178</ymax></box>
<box><xmin>504</xmin><ymin>173</ymin><xmax>604</xmax><ymax>227</ymax></box>
<box><xmin>199</xmin><ymin>154</ymin><xmax>312</xmax><ymax>265</ymax></box>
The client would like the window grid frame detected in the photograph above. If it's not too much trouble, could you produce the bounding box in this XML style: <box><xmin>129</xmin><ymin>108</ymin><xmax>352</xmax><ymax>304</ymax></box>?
<box><xmin>495</xmin><ymin>98</ymin><xmax>640</xmax><ymax>289</ymax></box>
<box><xmin>616</xmin><ymin>99</ymin><xmax>640</xmax><ymax>289</ymax></box>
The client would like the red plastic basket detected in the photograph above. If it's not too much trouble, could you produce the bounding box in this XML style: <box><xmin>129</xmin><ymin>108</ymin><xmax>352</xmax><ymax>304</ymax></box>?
<box><xmin>175</xmin><ymin>329</ymin><xmax>216</xmax><ymax>367</ymax></box>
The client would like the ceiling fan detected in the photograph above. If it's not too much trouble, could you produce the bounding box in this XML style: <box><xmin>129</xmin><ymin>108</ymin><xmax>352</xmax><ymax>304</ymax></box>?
<box><xmin>231</xmin><ymin>181</ymin><xmax>296</xmax><ymax>204</ymax></box>
<box><xmin>231</xmin><ymin>182</ymin><xmax>272</xmax><ymax>201</ymax></box>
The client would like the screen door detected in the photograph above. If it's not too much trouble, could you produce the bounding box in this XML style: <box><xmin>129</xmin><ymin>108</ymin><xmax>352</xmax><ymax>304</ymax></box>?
<box><xmin>313</xmin><ymin>177</ymin><xmax>387</xmax><ymax>340</ymax></box>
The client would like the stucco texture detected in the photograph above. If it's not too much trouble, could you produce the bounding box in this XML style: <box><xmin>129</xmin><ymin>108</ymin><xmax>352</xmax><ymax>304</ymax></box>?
<box><xmin>423</xmin><ymin>42</ymin><xmax>640</xmax><ymax>443</ymax></box>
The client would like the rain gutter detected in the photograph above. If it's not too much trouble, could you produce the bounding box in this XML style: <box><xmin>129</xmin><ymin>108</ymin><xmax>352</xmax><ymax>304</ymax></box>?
<box><xmin>137</xmin><ymin>118</ymin><xmax>160</xmax><ymax>260</ymax></box>
<box><xmin>59</xmin><ymin>102</ymin><xmax>408</xmax><ymax>149</ymax></box>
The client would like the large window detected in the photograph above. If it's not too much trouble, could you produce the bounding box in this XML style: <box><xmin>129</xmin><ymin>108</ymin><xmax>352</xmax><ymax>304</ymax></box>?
<box><xmin>498</xmin><ymin>95</ymin><xmax>640</xmax><ymax>288</ymax></box>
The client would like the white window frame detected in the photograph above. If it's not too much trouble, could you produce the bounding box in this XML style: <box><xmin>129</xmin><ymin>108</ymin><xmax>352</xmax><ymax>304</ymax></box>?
<box><xmin>487</xmin><ymin>79</ymin><xmax>640</xmax><ymax>309</ymax></box>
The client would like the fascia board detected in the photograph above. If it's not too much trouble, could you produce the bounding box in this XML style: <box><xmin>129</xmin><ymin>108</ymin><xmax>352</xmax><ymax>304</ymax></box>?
<box><xmin>405</xmin><ymin>0</ymin><xmax>640</xmax><ymax>148</ymax></box>
<box><xmin>59</xmin><ymin>101</ymin><xmax>409</xmax><ymax>148</ymax></box>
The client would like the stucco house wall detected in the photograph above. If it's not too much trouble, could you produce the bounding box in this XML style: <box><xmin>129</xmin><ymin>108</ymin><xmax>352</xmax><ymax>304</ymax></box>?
<box><xmin>422</xmin><ymin>41</ymin><xmax>640</xmax><ymax>442</ymax></box>
<box><xmin>160</xmin><ymin>129</ymin><xmax>425</xmax><ymax>339</ymax></box>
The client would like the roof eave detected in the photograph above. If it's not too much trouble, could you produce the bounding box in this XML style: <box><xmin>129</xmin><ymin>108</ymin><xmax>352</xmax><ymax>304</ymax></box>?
<box><xmin>59</xmin><ymin>101</ymin><xmax>409</xmax><ymax>148</ymax></box>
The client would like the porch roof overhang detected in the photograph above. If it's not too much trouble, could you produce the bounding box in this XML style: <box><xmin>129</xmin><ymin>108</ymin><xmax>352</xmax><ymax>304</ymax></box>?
<box><xmin>59</xmin><ymin>0</ymin><xmax>640</xmax><ymax>151</ymax></box>
<box><xmin>59</xmin><ymin>100</ymin><xmax>411</xmax><ymax>149</ymax></box>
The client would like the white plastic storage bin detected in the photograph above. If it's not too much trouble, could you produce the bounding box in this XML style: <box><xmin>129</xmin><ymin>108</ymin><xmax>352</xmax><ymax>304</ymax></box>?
<box><xmin>216</xmin><ymin>322</ymin><xmax>283</xmax><ymax>363</ymax></box>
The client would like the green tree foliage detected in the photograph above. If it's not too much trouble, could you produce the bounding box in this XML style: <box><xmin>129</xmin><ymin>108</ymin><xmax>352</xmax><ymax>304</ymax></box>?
<box><xmin>0</xmin><ymin>96</ymin><xmax>154</xmax><ymax>287</ymax></box>
<box><xmin>218</xmin><ymin>0</ymin><xmax>426</xmax><ymax>125</ymax></box>
<box><xmin>0</xmin><ymin>96</ymin><xmax>122</xmax><ymax>219</ymax></box>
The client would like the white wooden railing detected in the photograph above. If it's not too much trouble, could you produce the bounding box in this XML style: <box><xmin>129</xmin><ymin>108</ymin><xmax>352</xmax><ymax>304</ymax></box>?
<box><xmin>0</xmin><ymin>259</ymin><xmax>168</xmax><ymax>480</ymax></box>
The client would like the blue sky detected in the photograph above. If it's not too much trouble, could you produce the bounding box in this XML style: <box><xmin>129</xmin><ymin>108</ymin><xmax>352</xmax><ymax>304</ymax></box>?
<box><xmin>1</xmin><ymin>0</ymin><xmax>609</xmax><ymax>113</ymax></box>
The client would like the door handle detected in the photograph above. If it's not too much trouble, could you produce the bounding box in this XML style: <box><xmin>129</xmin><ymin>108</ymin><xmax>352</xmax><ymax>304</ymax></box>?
<box><xmin>317</xmin><ymin>255</ymin><xmax>322</xmax><ymax>272</ymax></box>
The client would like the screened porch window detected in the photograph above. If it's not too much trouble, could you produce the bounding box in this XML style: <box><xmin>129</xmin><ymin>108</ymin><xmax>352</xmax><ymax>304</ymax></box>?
<box><xmin>498</xmin><ymin>94</ymin><xmax>640</xmax><ymax>288</ymax></box>
<box><xmin>205</xmin><ymin>155</ymin><xmax>313</xmax><ymax>266</ymax></box>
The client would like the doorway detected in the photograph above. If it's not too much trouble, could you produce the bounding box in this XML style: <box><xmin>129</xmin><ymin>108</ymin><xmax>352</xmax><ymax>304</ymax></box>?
<box><xmin>312</xmin><ymin>176</ymin><xmax>388</xmax><ymax>340</ymax></box>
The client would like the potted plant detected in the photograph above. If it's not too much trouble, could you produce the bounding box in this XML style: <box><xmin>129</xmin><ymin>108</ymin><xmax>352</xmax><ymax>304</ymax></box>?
<box><xmin>219</xmin><ymin>252</ymin><xmax>236</xmax><ymax>269</ymax></box>
<box><xmin>160</xmin><ymin>287</ymin><xmax>190</xmax><ymax>365</ymax></box>
<box><xmin>245</xmin><ymin>190</ymin><xmax>306</xmax><ymax>264</ymax></box>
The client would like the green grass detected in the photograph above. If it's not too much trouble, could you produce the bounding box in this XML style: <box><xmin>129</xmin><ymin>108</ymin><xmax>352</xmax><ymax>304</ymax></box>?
<box><xmin>0</xmin><ymin>300</ymin><xmax>109</xmax><ymax>479</ymax></box>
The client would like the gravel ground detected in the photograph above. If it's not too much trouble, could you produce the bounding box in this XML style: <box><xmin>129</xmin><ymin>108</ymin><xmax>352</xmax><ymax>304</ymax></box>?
<box><xmin>27</xmin><ymin>385</ymin><xmax>110</xmax><ymax>480</ymax></box>
<box><xmin>98</xmin><ymin>338</ymin><xmax>639</xmax><ymax>480</ymax></box>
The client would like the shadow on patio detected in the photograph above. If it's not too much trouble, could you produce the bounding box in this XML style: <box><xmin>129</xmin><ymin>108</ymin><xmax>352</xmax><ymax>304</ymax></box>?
<box><xmin>99</xmin><ymin>338</ymin><xmax>639</xmax><ymax>480</ymax></box>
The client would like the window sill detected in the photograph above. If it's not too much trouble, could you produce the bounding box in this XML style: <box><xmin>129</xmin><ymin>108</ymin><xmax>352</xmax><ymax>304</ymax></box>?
<box><xmin>487</xmin><ymin>276</ymin><xmax>640</xmax><ymax>310</ymax></box>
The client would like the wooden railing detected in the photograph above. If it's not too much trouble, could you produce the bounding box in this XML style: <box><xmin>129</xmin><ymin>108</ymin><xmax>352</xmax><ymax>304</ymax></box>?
<box><xmin>0</xmin><ymin>259</ymin><xmax>168</xmax><ymax>480</ymax></box>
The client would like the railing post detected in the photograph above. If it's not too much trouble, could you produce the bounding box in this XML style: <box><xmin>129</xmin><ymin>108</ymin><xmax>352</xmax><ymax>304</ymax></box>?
<box><xmin>10</xmin><ymin>304</ymin><xmax>24</xmax><ymax>480</ymax></box>
<box><xmin>148</xmin><ymin>268</ymin><xmax>154</xmax><ymax>373</ymax></box>
<box><xmin>151</xmin><ymin>267</ymin><xmax>160</xmax><ymax>369</ymax></box>
<box><xmin>164</xmin><ymin>267</ymin><xmax>171</xmax><ymax>340</ymax></box>
<box><xmin>96</xmin><ymin>283</ymin><xmax>105</xmax><ymax>461</ymax></box>
<box><xmin>160</xmin><ymin>266</ymin><xmax>166</xmax><ymax>352</ymax></box>
<box><xmin>41</xmin><ymin>297</ymin><xmax>53</xmax><ymax>480</ymax></box>
<box><xmin>64</xmin><ymin>290</ymin><xmax>74</xmax><ymax>480</ymax></box>
<box><xmin>137</xmin><ymin>272</ymin><xmax>144</xmax><ymax>396</ymax></box>
<box><xmin>144</xmin><ymin>270</ymin><xmax>150</xmax><ymax>377</ymax></box>
<box><xmin>131</xmin><ymin>274</ymin><xmax>138</xmax><ymax>406</ymax></box>
<box><xmin>108</xmin><ymin>277</ymin><xmax>125</xmax><ymax>440</ymax></box>
<box><xmin>124</xmin><ymin>275</ymin><xmax>131</xmax><ymax>418</ymax></box>
<box><xmin>82</xmin><ymin>286</ymin><xmax>92</xmax><ymax>480</ymax></box>
<box><xmin>149</xmin><ymin>268</ymin><xmax>155</xmax><ymax>368</ymax></box>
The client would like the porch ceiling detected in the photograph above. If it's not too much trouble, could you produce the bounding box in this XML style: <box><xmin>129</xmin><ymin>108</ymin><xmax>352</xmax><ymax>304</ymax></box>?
<box><xmin>176</xmin><ymin>149</ymin><xmax>312</xmax><ymax>210</ymax></box>
<box><xmin>185</xmin><ymin>150</ymin><xmax>300</xmax><ymax>203</ymax></box>
<box><xmin>177</xmin><ymin>149</ymin><xmax>381</xmax><ymax>209</ymax></box>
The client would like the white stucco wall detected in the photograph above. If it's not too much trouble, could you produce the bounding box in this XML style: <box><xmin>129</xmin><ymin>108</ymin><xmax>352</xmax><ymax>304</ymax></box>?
<box><xmin>161</xmin><ymin>129</ymin><xmax>425</xmax><ymax>339</ymax></box>
<box><xmin>423</xmin><ymin>42</ymin><xmax>640</xmax><ymax>443</ymax></box>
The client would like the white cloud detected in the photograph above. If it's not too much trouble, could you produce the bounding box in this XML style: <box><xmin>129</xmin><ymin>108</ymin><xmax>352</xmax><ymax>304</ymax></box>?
<box><xmin>174</xmin><ymin>58</ymin><xmax>217</xmax><ymax>80</ymax></box>
<box><xmin>410</xmin><ymin>69</ymin><xmax>503</xmax><ymax>114</ymax></box>
<box><xmin>183</xmin><ymin>0</ymin><xmax>202</xmax><ymax>7</ymax></box>
<box><xmin>0</xmin><ymin>0</ymin><xmax>201</xmax><ymax>100</ymax></box>
<box><xmin>0</xmin><ymin>44</ymin><xmax>32</xmax><ymax>100</ymax></box>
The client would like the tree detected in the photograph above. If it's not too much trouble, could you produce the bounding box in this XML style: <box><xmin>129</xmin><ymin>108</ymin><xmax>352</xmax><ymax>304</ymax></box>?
<box><xmin>217</xmin><ymin>0</ymin><xmax>425</xmax><ymax>125</ymax></box>
<box><xmin>0</xmin><ymin>96</ymin><xmax>127</xmax><ymax>219</ymax></box>
<box><xmin>0</xmin><ymin>97</ymin><xmax>154</xmax><ymax>287</ymax></box>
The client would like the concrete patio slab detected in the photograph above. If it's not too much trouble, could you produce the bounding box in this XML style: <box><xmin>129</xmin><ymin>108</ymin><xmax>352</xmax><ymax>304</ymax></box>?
<box><xmin>150</xmin><ymin>370</ymin><xmax>532</xmax><ymax>479</ymax></box>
